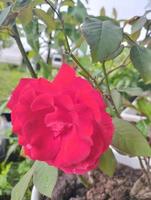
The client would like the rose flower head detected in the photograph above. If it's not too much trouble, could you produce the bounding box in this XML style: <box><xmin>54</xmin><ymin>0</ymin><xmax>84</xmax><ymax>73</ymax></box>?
<box><xmin>7</xmin><ymin>63</ymin><xmax>114</xmax><ymax>174</ymax></box>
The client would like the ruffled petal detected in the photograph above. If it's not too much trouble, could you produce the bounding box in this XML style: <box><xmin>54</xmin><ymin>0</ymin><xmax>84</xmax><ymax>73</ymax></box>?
<box><xmin>22</xmin><ymin>120</ymin><xmax>61</xmax><ymax>161</ymax></box>
<box><xmin>31</xmin><ymin>94</ymin><xmax>54</xmax><ymax>112</ymax></box>
<box><xmin>53</xmin><ymin>63</ymin><xmax>76</xmax><ymax>90</ymax></box>
<box><xmin>54</xmin><ymin>126</ymin><xmax>91</xmax><ymax>167</ymax></box>
<box><xmin>7</xmin><ymin>78</ymin><xmax>35</xmax><ymax>109</ymax></box>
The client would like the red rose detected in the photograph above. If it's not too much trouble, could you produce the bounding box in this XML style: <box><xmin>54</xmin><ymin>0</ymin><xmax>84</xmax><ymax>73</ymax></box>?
<box><xmin>7</xmin><ymin>63</ymin><xmax>114</xmax><ymax>174</ymax></box>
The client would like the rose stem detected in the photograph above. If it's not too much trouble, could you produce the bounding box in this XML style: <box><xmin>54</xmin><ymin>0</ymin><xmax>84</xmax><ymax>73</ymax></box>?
<box><xmin>12</xmin><ymin>24</ymin><xmax>37</xmax><ymax>78</ymax></box>
<box><xmin>102</xmin><ymin>61</ymin><xmax>119</xmax><ymax>117</ymax></box>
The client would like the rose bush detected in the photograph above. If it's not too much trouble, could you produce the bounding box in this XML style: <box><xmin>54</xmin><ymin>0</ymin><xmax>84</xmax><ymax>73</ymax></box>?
<box><xmin>7</xmin><ymin>63</ymin><xmax>114</xmax><ymax>174</ymax></box>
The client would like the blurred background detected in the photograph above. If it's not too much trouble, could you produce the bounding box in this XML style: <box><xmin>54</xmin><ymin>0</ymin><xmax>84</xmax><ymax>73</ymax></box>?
<box><xmin>0</xmin><ymin>0</ymin><xmax>151</xmax><ymax>199</ymax></box>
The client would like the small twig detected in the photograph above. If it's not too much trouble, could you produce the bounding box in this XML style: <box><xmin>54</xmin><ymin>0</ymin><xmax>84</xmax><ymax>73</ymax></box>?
<box><xmin>138</xmin><ymin>157</ymin><xmax>151</xmax><ymax>189</ymax></box>
<box><xmin>12</xmin><ymin>25</ymin><xmax>37</xmax><ymax>78</ymax></box>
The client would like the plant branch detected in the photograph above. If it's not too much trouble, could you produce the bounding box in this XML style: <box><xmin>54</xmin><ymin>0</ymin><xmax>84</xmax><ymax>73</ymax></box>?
<box><xmin>12</xmin><ymin>25</ymin><xmax>37</xmax><ymax>78</ymax></box>
<box><xmin>102</xmin><ymin>61</ymin><xmax>120</xmax><ymax>117</ymax></box>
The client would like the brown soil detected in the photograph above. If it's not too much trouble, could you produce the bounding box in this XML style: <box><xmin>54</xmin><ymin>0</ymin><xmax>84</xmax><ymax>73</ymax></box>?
<box><xmin>44</xmin><ymin>164</ymin><xmax>151</xmax><ymax>200</ymax></box>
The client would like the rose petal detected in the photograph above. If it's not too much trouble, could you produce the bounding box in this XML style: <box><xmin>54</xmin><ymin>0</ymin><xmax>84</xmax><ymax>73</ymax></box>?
<box><xmin>23</xmin><ymin>120</ymin><xmax>61</xmax><ymax>161</ymax></box>
<box><xmin>31</xmin><ymin>94</ymin><xmax>54</xmax><ymax>111</ymax></box>
<box><xmin>7</xmin><ymin>78</ymin><xmax>35</xmax><ymax>109</ymax></box>
<box><xmin>54</xmin><ymin>126</ymin><xmax>91</xmax><ymax>167</ymax></box>
<box><xmin>53</xmin><ymin>63</ymin><xmax>76</xmax><ymax>90</ymax></box>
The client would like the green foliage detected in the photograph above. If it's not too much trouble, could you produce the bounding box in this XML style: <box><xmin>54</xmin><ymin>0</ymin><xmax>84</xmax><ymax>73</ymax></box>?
<box><xmin>18</xmin><ymin>5</ymin><xmax>33</xmax><ymax>25</ymax></box>
<box><xmin>136</xmin><ymin>120</ymin><xmax>151</xmax><ymax>137</ymax></box>
<box><xmin>0</xmin><ymin>163</ymin><xmax>12</xmax><ymax>196</ymax></box>
<box><xmin>34</xmin><ymin>8</ymin><xmax>56</xmax><ymax>32</ymax></box>
<box><xmin>0</xmin><ymin>5</ymin><xmax>12</xmax><ymax>26</ymax></box>
<box><xmin>23</xmin><ymin>19</ymin><xmax>39</xmax><ymax>53</ymax></box>
<box><xmin>111</xmin><ymin>89</ymin><xmax>122</xmax><ymax>111</ymax></box>
<box><xmin>109</xmin><ymin>62</ymin><xmax>140</xmax><ymax>89</ymax></box>
<box><xmin>0</xmin><ymin>160</ymin><xmax>32</xmax><ymax>199</ymax></box>
<box><xmin>11</xmin><ymin>164</ymin><xmax>34</xmax><ymax>200</ymax></box>
<box><xmin>119</xmin><ymin>87</ymin><xmax>143</xmax><ymax>97</ymax></box>
<box><xmin>131</xmin><ymin>16</ymin><xmax>147</xmax><ymax>34</ymax></box>
<box><xmin>113</xmin><ymin>118</ymin><xmax>151</xmax><ymax>156</ymax></box>
<box><xmin>130</xmin><ymin>45</ymin><xmax>151</xmax><ymax>84</ymax></box>
<box><xmin>11</xmin><ymin>161</ymin><xmax>58</xmax><ymax>199</ymax></box>
<box><xmin>81</xmin><ymin>17</ymin><xmax>123</xmax><ymax>62</ymax></box>
<box><xmin>99</xmin><ymin>148</ymin><xmax>117</xmax><ymax>176</ymax></box>
<box><xmin>33</xmin><ymin>161</ymin><xmax>58</xmax><ymax>197</ymax></box>
<box><xmin>61</xmin><ymin>0</ymin><xmax>74</xmax><ymax>7</ymax></box>
<box><xmin>137</xmin><ymin>98</ymin><xmax>151</xmax><ymax>121</ymax></box>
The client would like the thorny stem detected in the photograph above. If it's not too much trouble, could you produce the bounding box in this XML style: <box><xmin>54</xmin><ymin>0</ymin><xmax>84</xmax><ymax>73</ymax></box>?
<box><xmin>45</xmin><ymin>0</ymin><xmax>101</xmax><ymax>91</ymax></box>
<box><xmin>102</xmin><ymin>61</ymin><xmax>120</xmax><ymax>117</ymax></box>
<box><xmin>12</xmin><ymin>25</ymin><xmax>37</xmax><ymax>78</ymax></box>
<box><xmin>138</xmin><ymin>157</ymin><xmax>151</xmax><ymax>189</ymax></box>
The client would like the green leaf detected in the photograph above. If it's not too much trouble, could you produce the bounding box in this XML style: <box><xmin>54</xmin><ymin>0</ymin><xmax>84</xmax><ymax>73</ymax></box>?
<box><xmin>106</xmin><ymin>45</ymin><xmax>124</xmax><ymax>60</ymax></box>
<box><xmin>137</xmin><ymin>98</ymin><xmax>151</xmax><ymax>121</ymax></box>
<box><xmin>136</xmin><ymin>120</ymin><xmax>149</xmax><ymax>137</ymax></box>
<box><xmin>33</xmin><ymin>161</ymin><xmax>58</xmax><ymax>198</ymax></box>
<box><xmin>111</xmin><ymin>89</ymin><xmax>122</xmax><ymax>111</ymax></box>
<box><xmin>81</xmin><ymin>17</ymin><xmax>123</xmax><ymax>62</ymax></box>
<box><xmin>131</xmin><ymin>16</ymin><xmax>147</xmax><ymax>34</ymax></box>
<box><xmin>61</xmin><ymin>0</ymin><xmax>74</xmax><ymax>7</ymax></box>
<box><xmin>31</xmin><ymin>0</ymin><xmax>44</xmax><ymax>7</ymax></box>
<box><xmin>112</xmin><ymin>118</ymin><xmax>151</xmax><ymax>156</ymax></box>
<box><xmin>119</xmin><ymin>87</ymin><xmax>143</xmax><ymax>96</ymax></box>
<box><xmin>4</xmin><ymin>143</ymin><xmax>18</xmax><ymax>164</ymax></box>
<box><xmin>99</xmin><ymin>148</ymin><xmax>117</xmax><ymax>176</ymax></box>
<box><xmin>0</xmin><ymin>100</ymin><xmax>7</xmax><ymax>114</ymax></box>
<box><xmin>34</xmin><ymin>8</ymin><xmax>56</xmax><ymax>32</ymax></box>
<box><xmin>130</xmin><ymin>30</ymin><xmax>141</xmax><ymax>41</ymax></box>
<box><xmin>11</xmin><ymin>165</ymin><xmax>34</xmax><ymax>200</ymax></box>
<box><xmin>130</xmin><ymin>45</ymin><xmax>151</xmax><ymax>84</ymax></box>
<box><xmin>69</xmin><ymin>0</ymin><xmax>87</xmax><ymax>23</ymax></box>
<box><xmin>18</xmin><ymin>5</ymin><xmax>32</xmax><ymax>25</ymax></box>
<box><xmin>23</xmin><ymin>19</ymin><xmax>39</xmax><ymax>52</ymax></box>
<box><xmin>14</xmin><ymin>0</ymin><xmax>31</xmax><ymax>8</ymax></box>
<box><xmin>0</xmin><ymin>5</ymin><xmax>11</xmax><ymax>26</ymax></box>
